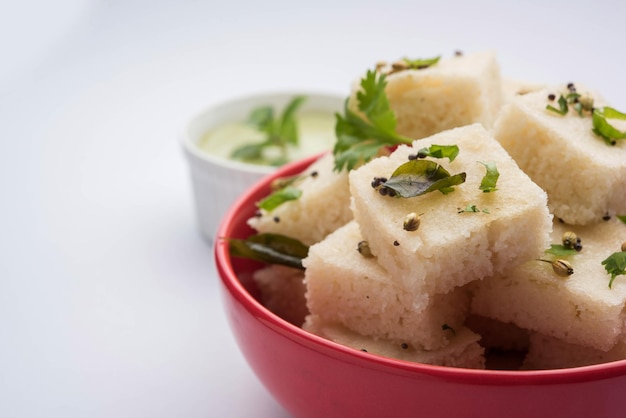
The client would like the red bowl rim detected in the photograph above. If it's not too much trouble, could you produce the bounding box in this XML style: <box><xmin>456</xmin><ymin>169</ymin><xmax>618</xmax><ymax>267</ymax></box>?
<box><xmin>214</xmin><ymin>153</ymin><xmax>626</xmax><ymax>385</ymax></box>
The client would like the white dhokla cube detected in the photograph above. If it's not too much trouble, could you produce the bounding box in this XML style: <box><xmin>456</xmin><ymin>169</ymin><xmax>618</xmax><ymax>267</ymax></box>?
<box><xmin>303</xmin><ymin>315</ymin><xmax>485</xmax><ymax>369</ymax></box>
<box><xmin>471</xmin><ymin>218</ymin><xmax>626</xmax><ymax>351</ymax></box>
<box><xmin>248</xmin><ymin>153</ymin><xmax>352</xmax><ymax>246</ymax></box>
<box><xmin>378</xmin><ymin>51</ymin><xmax>503</xmax><ymax>139</ymax></box>
<box><xmin>349</xmin><ymin>124</ymin><xmax>551</xmax><ymax>306</ymax></box>
<box><xmin>303</xmin><ymin>221</ymin><xmax>470</xmax><ymax>350</ymax></box>
<box><xmin>501</xmin><ymin>78</ymin><xmax>545</xmax><ymax>103</ymax></box>
<box><xmin>493</xmin><ymin>85</ymin><xmax>626</xmax><ymax>225</ymax></box>
<box><xmin>522</xmin><ymin>332</ymin><xmax>626</xmax><ymax>370</ymax></box>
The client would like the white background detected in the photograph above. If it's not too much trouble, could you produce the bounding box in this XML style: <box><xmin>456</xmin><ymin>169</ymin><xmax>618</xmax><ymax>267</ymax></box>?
<box><xmin>1</xmin><ymin>1</ymin><xmax>624</xmax><ymax>417</ymax></box>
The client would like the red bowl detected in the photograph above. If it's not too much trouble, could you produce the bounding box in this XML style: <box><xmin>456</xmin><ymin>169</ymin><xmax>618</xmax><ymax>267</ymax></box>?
<box><xmin>215</xmin><ymin>154</ymin><xmax>626</xmax><ymax>418</ymax></box>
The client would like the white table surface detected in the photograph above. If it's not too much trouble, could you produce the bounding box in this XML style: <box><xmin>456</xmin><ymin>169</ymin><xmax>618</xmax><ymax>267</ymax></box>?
<box><xmin>1</xmin><ymin>1</ymin><xmax>624</xmax><ymax>417</ymax></box>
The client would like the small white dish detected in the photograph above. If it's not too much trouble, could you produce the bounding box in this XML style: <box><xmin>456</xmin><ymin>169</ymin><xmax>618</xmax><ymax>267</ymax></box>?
<box><xmin>181</xmin><ymin>91</ymin><xmax>343</xmax><ymax>244</ymax></box>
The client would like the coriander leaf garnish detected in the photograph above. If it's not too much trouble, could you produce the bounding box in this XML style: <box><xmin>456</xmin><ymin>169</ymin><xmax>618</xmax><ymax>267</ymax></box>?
<box><xmin>545</xmin><ymin>244</ymin><xmax>578</xmax><ymax>257</ymax></box>
<box><xmin>333</xmin><ymin>70</ymin><xmax>412</xmax><ymax>171</ymax></box>
<box><xmin>546</xmin><ymin>95</ymin><xmax>569</xmax><ymax>116</ymax></box>
<box><xmin>617</xmin><ymin>215</ymin><xmax>626</xmax><ymax>225</ymax></box>
<box><xmin>377</xmin><ymin>160</ymin><xmax>466</xmax><ymax>198</ymax></box>
<box><xmin>545</xmin><ymin>91</ymin><xmax>591</xmax><ymax>117</ymax></box>
<box><xmin>545</xmin><ymin>85</ymin><xmax>625</xmax><ymax>146</ymax></box>
<box><xmin>402</xmin><ymin>56</ymin><xmax>441</xmax><ymax>70</ymax></box>
<box><xmin>257</xmin><ymin>186</ymin><xmax>302</xmax><ymax>212</ymax></box>
<box><xmin>230</xmin><ymin>96</ymin><xmax>307</xmax><ymax>166</ymax></box>
<box><xmin>592</xmin><ymin>107</ymin><xmax>626</xmax><ymax>145</ymax></box>
<box><xmin>415</xmin><ymin>144</ymin><xmax>459</xmax><ymax>162</ymax></box>
<box><xmin>228</xmin><ymin>233</ymin><xmax>309</xmax><ymax>269</ymax></box>
<box><xmin>458</xmin><ymin>204</ymin><xmax>489</xmax><ymax>214</ymax></box>
<box><xmin>602</xmin><ymin>251</ymin><xmax>626</xmax><ymax>288</ymax></box>
<box><xmin>478</xmin><ymin>161</ymin><xmax>499</xmax><ymax>193</ymax></box>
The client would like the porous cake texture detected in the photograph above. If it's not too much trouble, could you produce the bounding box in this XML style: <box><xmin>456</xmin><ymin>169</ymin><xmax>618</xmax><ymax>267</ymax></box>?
<box><xmin>303</xmin><ymin>315</ymin><xmax>485</xmax><ymax>369</ymax></box>
<box><xmin>248</xmin><ymin>153</ymin><xmax>352</xmax><ymax>246</ymax></box>
<box><xmin>493</xmin><ymin>85</ymin><xmax>626</xmax><ymax>225</ymax></box>
<box><xmin>349</xmin><ymin>124</ymin><xmax>552</xmax><ymax>306</ymax></box>
<box><xmin>381</xmin><ymin>51</ymin><xmax>503</xmax><ymax>139</ymax></box>
<box><xmin>303</xmin><ymin>221</ymin><xmax>470</xmax><ymax>350</ymax></box>
<box><xmin>471</xmin><ymin>218</ymin><xmax>626</xmax><ymax>351</ymax></box>
<box><xmin>522</xmin><ymin>332</ymin><xmax>626</xmax><ymax>370</ymax></box>
<box><xmin>501</xmin><ymin>78</ymin><xmax>545</xmax><ymax>103</ymax></box>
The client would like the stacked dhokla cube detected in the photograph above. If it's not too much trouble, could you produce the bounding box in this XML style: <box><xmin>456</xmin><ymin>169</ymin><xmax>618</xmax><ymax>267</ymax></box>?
<box><xmin>469</xmin><ymin>83</ymin><xmax>626</xmax><ymax>368</ymax></box>
<box><xmin>303</xmin><ymin>123</ymin><xmax>551</xmax><ymax>368</ymax></box>
<box><xmin>249</xmin><ymin>52</ymin><xmax>626</xmax><ymax>369</ymax></box>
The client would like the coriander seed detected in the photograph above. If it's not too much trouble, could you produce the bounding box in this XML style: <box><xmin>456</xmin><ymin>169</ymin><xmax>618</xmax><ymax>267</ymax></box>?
<box><xmin>403</xmin><ymin>212</ymin><xmax>421</xmax><ymax>232</ymax></box>
<box><xmin>357</xmin><ymin>240</ymin><xmax>374</xmax><ymax>258</ymax></box>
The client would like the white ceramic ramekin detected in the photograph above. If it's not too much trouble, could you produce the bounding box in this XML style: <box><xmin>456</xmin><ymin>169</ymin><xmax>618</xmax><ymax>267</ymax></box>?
<box><xmin>181</xmin><ymin>91</ymin><xmax>343</xmax><ymax>244</ymax></box>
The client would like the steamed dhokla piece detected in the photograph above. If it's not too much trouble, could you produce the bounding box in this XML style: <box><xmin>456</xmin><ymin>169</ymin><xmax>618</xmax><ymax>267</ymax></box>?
<box><xmin>522</xmin><ymin>332</ymin><xmax>626</xmax><ymax>370</ymax></box>
<box><xmin>471</xmin><ymin>217</ymin><xmax>626</xmax><ymax>351</ymax></box>
<box><xmin>349</xmin><ymin>124</ymin><xmax>552</xmax><ymax>303</ymax></box>
<box><xmin>303</xmin><ymin>221</ymin><xmax>470</xmax><ymax>350</ymax></box>
<box><xmin>254</xmin><ymin>265</ymin><xmax>308</xmax><ymax>326</ymax></box>
<box><xmin>248</xmin><ymin>153</ymin><xmax>352</xmax><ymax>246</ymax></box>
<box><xmin>303</xmin><ymin>315</ymin><xmax>485</xmax><ymax>369</ymax></box>
<box><xmin>493</xmin><ymin>84</ymin><xmax>626</xmax><ymax>225</ymax></box>
<box><xmin>377</xmin><ymin>51</ymin><xmax>503</xmax><ymax>139</ymax></box>
<box><xmin>501</xmin><ymin>78</ymin><xmax>545</xmax><ymax>103</ymax></box>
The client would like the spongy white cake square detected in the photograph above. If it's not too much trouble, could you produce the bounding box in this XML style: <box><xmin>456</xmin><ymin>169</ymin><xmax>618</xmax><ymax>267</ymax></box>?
<box><xmin>493</xmin><ymin>84</ymin><xmax>626</xmax><ymax>225</ymax></box>
<box><xmin>501</xmin><ymin>78</ymin><xmax>545</xmax><ymax>103</ymax></box>
<box><xmin>303</xmin><ymin>315</ymin><xmax>485</xmax><ymax>369</ymax></box>
<box><xmin>471</xmin><ymin>218</ymin><xmax>626</xmax><ymax>351</ymax></box>
<box><xmin>349</xmin><ymin>124</ymin><xmax>552</xmax><ymax>305</ymax></box>
<box><xmin>303</xmin><ymin>221</ymin><xmax>470</xmax><ymax>350</ymax></box>
<box><xmin>248</xmin><ymin>153</ymin><xmax>352</xmax><ymax>245</ymax></box>
<box><xmin>379</xmin><ymin>51</ymin><xmax>503</xmax><ymax>139</ymax></box>
<box><xmin>522</xmin><ymin>332</ymin><xmax>626</xmax><ymax>370</ymax></box>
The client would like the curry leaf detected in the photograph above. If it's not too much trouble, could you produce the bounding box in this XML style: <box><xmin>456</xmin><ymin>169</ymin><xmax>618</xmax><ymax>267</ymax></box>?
<box><xmin>381</xmin><ymin>160</ymin><xmax>466</xmax><ymax>198</ymax></box>
<box><xmin>228</xmin><ymin>233</ymin><xmax>309</xmax><ymax>269</ymax></box>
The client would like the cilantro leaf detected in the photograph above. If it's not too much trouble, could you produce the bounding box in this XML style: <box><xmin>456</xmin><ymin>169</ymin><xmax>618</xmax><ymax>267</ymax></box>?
<box><xmin>546</xmin><ymin>95</ymin><xmax>569</xmax><ymax>116</ymax></box>
<box><xmin>380</xmin><ymin>160</ymin><xmax>466</xmax><ymax>198</ymax></box>
<box><xmin>333</xmin><ymin>70</ymin><xmax>412</xmax><ymax>171</ymax></box>
<box><xmin>458</xmin><ymin>204</ymin><xmax>489</xmax><ymax>214</ymax></box>
<box><xmin>402</xmin><ymin>56</ymin><xmax>441</xmax><ymax>70</ymax></box>
<box><xmin>257</xmin><ymin>186</ymin><xmax>302</xmax><ymax>211</ymax></box>
<box><xmin>545</xmin><ymin>244</ymin><xmax>578</xmax><ymax>257</ymax></box>
<box><xmin>416</xmin><ymin>144</ymin><xmax>459</xmax><ymax>162</ymax></box>
<box><xmin>230</xmin><ymin>96</ymin><xmax>307</xmax><ymax>165</ymax></box>
<box><xmin>247</xmin><ymin>106</ymin><xmax>274</xmax><ymax>132</ymax></box>
<box><xmin>478</xmin><ymin>161</ymin><xmax>499</xmax><ymax>193</ymax></box>
<box><xmin>278</xmin><ymin>95</ymin><xmax>307</xmax><ymax>146</ymax></box>
<box><xmin>617</xmin><ymin>215</ymin><xmax>626</xmax><ymax>225</ymax></box>
<box><xmin>230</xmin><ymin>142</ymin><xmax>266</xmax><ymax>162</ymax></box>
<box><xmin>592</xmin><ymin>107</ymin><xmax>626</xmax><ymax>145</ymax></box>
<box><xmin>228</xmin><ymin>233</ymin><xmax>309</xmax><ymax>269</ymax></box>
<box><xmin>602</xmin><ymin>252</ymin><xmax>626</xmax><ymax>288</ymax></box>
